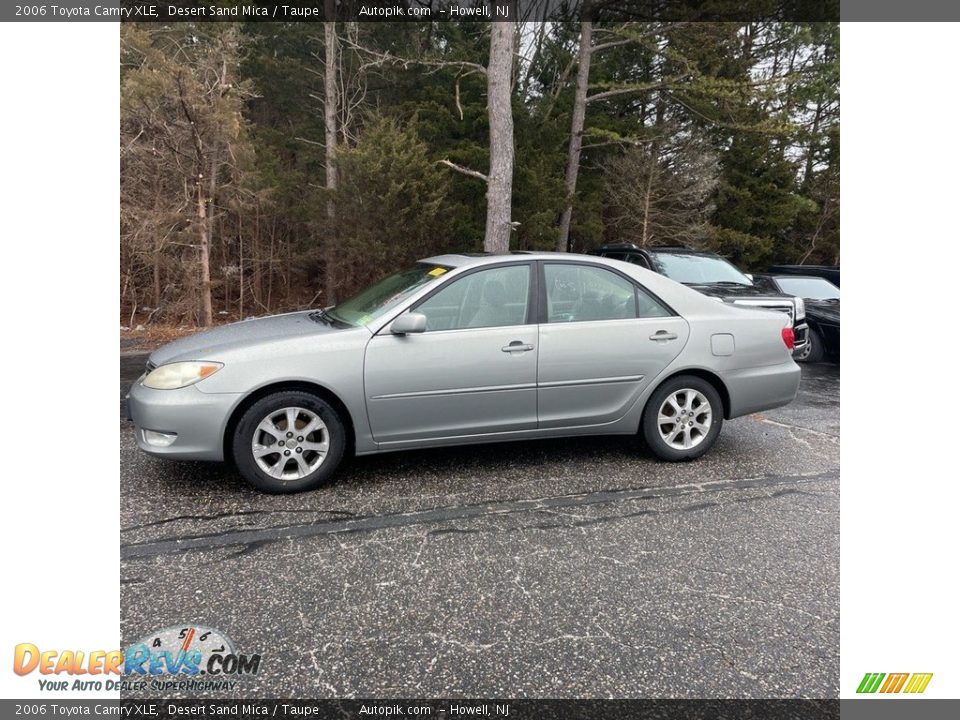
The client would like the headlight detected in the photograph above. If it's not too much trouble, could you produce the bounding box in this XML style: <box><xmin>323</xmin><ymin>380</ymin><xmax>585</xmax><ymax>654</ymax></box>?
<box><xmin>142</xmin><ymin>361</ymin><xmax>223</xmax><ymax>390</ymax></box>
<box><xmin>794</xmin><ymin>296</ymin><xmax>805</xmax><ymax>320</ymax></box>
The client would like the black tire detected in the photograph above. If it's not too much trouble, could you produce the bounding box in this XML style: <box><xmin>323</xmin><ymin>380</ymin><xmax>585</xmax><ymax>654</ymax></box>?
<box><xmin>797</xmin><ymin>328</ymin><xmax>825</xmax><ymax>364</ymax></box>
<box><xmin>641</xmin><ymin>375</ymin><xmax>724</xmax><ymax>461</ymax></box>
<box><xmin>232</xmin><ymin>390</ymin><xmax>346</xmax><ymax>494</ymax></box>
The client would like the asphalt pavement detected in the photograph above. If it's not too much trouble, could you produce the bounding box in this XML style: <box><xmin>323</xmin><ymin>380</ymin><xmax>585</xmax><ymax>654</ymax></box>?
<box><xmin>120</xmin><ymin>353</ymin><xmax>839</xmax><ymax>698</ymax></box>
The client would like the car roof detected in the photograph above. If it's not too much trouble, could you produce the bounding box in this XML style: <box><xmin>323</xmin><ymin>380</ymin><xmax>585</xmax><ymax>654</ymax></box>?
<box><xmin>643</xmin><ymin>246</ymin><xmax>717</xmax><ymax>255</ymax></box>
<box><xmin>420</xmin><ymin>251</ymin><xmax>611</xmax><ymax>268</ymax></box>
<box><xmin>595</xmin><ymin>243</ymin><xmax>718</xmax><ymax>256</ymax></box>
<box><xmin>769</xmin><ymin>264</ymin><xmax>839</xmax><ymax>270</ymax></box>
<box><xmin>764</xmin><ymin>274</ymin><xmax>830</xmax><ymax>282</ymax></box>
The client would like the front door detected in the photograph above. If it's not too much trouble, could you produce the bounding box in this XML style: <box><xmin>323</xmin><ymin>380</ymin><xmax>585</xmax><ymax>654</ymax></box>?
<box><xmin>537</xmin><ymin>262</ymin><xmax>689</xmax><ymax>428</ymax></box>
<box><xmin>364</xmin><ymin>263</ymin><xmax>538</xmax><ymax>445</ymax></box>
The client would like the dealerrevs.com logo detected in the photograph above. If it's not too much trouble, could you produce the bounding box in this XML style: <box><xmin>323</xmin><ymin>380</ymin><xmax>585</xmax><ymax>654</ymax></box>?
<box><xmin>856</xmin><ymin>672</ymin><xmax>933</xmax><ymax>694</ymax></box>
<box><xmin>14</xmin><ymin>625</ymin><xmax>262</xmax><ymax>693</ymax></box>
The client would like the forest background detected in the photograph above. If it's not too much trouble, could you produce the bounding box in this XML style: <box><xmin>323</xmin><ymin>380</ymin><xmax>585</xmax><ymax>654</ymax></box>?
<box><xmin>120</xmin><ymin>11</ymin><xmax>839</xmax><ymax>327</ymax></box>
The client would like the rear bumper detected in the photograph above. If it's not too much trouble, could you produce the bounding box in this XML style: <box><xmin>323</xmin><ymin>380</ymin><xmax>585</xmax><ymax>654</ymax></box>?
<box><xmin>126</xmin><ymin>380</ymin><xmax>241</xmax><ymax>461</ymax></box>
<box><xmin>724</xmin><ymin>360</ymin><xmax>801</xmax><ymax>419</ymax></box>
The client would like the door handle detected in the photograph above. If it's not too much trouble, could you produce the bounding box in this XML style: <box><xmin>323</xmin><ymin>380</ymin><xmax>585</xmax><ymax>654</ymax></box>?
<box><xmin>502</xmin><ymin>341</ymin><xmax>535</xmax><ymax>353</ymax></box>
<box><xmin>649</xmin><ymin>331</ymin><xmax>678</xmax><ymax>342</ymax></box>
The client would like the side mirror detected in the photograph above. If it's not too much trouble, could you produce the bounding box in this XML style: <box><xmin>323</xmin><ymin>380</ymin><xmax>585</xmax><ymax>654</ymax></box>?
<box><xmin>390</xmin><ymin>312</ymin><xmax>427</xmax><ymax>335</ymax></box>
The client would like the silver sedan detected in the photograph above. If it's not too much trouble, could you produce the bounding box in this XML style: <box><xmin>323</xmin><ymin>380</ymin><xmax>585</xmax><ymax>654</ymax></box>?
<box><xmin>127</xmin><ymin>253</ymin><xmax>801</xmax><ymax>493</ymax></box>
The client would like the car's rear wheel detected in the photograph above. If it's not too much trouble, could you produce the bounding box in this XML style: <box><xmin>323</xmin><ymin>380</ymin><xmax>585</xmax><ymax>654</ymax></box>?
<box><xmin>232</xmin><ymin>391</ymin><xmax>345</xmax><ymax>493</ymax></box>
<box><xmin>642</xmin><ymin>376</ymin><xmax>723</xmax><ymax>461</ymax></box>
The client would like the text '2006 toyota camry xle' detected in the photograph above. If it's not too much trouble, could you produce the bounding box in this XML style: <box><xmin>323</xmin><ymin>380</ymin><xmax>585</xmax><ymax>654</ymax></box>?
<box><xmin>127</xmin><ymin>253</ymin><xmax>801</xmax><ymax>493</ymax></box>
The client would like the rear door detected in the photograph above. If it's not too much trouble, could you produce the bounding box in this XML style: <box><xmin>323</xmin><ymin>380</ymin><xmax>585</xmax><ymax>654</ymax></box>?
<box><xmin>364</xmin><ymin>262</ymin><xmax>538</xmax><ymax>445</ymax></box>
<box><xmin>537</xmin><ymin>261</ymin><xmax>689</xmax><ymax>428</ymax></box>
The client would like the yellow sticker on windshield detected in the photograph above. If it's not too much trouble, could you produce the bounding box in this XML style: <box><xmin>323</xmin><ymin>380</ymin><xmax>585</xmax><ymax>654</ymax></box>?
<box><xmin>428</xmin><ymin>267</ymin><xmax>448</xmax><ymax>277</ymax></box>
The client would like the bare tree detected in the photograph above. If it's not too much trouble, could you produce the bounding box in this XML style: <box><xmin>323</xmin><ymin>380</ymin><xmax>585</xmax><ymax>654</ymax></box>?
<box><xmin>121</xmin><ymin>25</ymin><xmax>248</xmax><ymax>327</ymax></box>
<box><xmin>556</xmin><ymin>19</ymin><xmax>593</xmax><ymax>252</ymax></box>
<box><xmin>345</xmin><ymin>7</ymin><xmax>517</xmax><ymax>254</ymax></box>
<box><xmin>555</xmin><ymin>20</ymin><xmax>686</xmax><ymax>251</ymax></box>
<box><xmin>323</xmin><ymin>3</ymin><xmax>339</xmax><ymax>303</ymax></box>
<box><xmin>604</xmin><ymin>125</ymin><xmax>718</xmax><ymax>248</ymax></box>
<box><xmin>484</xmin><ymin>10</ymin><xmax>516</xmax><ymax>254</ymax></box>
<box><xmin>441</xmin><ymin>6</ymin><xmax>517</xmax><ymax>253</ymax></box>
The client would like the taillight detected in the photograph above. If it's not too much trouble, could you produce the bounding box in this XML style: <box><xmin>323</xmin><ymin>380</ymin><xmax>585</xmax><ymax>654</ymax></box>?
<box><xmin>781</xmin><ymin>326</ymin><xmax>795</xmax><ymax>350</ymax></box>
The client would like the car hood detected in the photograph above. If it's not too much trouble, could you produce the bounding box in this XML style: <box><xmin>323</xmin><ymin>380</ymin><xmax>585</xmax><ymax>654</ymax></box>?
<box><xmin>806</xmin><ymin>299</ymin><xmax>840</xmax><ymax>324</ymax></box>
<box><xmin>148</xmin><ymin>311</ymin><xmax>350</xmax><ymax>366</ymax></box>
<box><xmin>684</xmin><ymin>282</ymin><xmax>792</xmax><ymax>301</ymax></box>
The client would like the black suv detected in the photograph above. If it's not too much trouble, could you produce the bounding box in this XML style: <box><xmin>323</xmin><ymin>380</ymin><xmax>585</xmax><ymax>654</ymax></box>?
<box><xmin>588</xmin><ymin>243</ymin><xmax>808</xmax><ymax>355</ymax></box>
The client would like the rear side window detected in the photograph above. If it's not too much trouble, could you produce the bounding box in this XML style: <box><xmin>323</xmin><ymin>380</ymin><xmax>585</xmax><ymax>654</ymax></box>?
<box><xmin>636</xmin><ymin>285</ymin><xmax>672</xmax><ymax>318</ymax></box>
<box><xmin>544</xmin><ymin>264</ymin><xmax>670</xmax><ymax>323</ymax></box>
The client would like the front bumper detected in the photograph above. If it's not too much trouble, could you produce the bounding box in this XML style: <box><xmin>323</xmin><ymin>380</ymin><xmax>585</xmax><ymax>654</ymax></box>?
<box><xmin>126</xmin><ymin>379</ymin><xmax>242</xmax><ymax>461</ymax></box>
<box><xmin>791</xmin><ymin>322</ymin><xmax>809</xmax><ymax>357</ymax></box>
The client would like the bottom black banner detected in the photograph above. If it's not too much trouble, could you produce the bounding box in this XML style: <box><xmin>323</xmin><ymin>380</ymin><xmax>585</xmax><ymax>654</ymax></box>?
<box><xmin>4</xmin><ymin>699</ymin><xmax>843</xmax><ymax>719</ymax></box>
<box><xmin>5</xmin><ymin>699</ymin><xmax>960</xmax><ymax>719</ymax></box>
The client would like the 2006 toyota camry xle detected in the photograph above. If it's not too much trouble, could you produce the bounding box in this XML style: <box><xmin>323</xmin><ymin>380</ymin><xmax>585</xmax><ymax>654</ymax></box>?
<box><xmin>127</xmin><ymin>253</ymin><xmax>801</xmax><ymax>493</ymax></box>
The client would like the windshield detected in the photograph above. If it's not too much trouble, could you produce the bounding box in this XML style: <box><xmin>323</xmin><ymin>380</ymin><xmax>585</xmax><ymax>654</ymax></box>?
<box><xmin>648</xmin><ymin>251</ymin><xmax>752</xmax><ymax>286</ymax></box>
<box><xmin>327</xmin><ymin>263</ymin><xmax>452</xmax><ymax>326</ymax></box>
<box><xmin>776</xmin><ymin>277</ymin><xmax>840</xmax><ymax>300</ymax></box>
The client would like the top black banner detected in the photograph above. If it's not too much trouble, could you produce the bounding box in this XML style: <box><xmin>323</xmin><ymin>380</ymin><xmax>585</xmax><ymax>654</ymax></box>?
<box><xmin>8</xmin><ymin>0</ymin><xmax>848</xmax><ymax>23</ymax></box>
<box><xmin>8</xmin><ymin>0</ymin><xmax>960</xmax><ymax>22</ymax></box>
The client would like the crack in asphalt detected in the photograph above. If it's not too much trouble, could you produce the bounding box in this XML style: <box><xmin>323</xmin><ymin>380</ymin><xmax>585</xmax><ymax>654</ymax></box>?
<box><xmin>121</xmin><ymin>469</ymin><xmax>837</xmax><ymax>561</ymax></box>
<box><xmin>120</xmin><ymin>508</ymin><xmax>357</xmax><ymax>533</ymax></box>
<box><xmin>756</xmin><ymin>416</ymin><xmax>840</xmax><ymax>441</ymax></box>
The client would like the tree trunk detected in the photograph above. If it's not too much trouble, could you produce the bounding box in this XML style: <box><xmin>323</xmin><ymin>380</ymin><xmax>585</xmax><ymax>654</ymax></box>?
<box><xmin>802</xmin><ymin>99</ymin><xmax>823</xmax><ymax>190</ymax></box>
<box><xmin>484</xmin><ymin>10</ymin><xmax>515</xmax><ymax>254</ymax></box>
<box><xmin>557</xmin><ymin>20</ymin><xmax>592</xmax><ymax>252</ymax></box>
<box><xmin>152</xmin><ymin>249</ymin><xmax>161</xmax><ymax>309</ymax></box>
<box><xmin>641</xmin><ymin>97</ymin><xmax>666</xmax><ymax>245</ymax></box>
<box><xmin>196</xmin><ymin>178</ymin><xmax>214</xmax><ymax>327</ymax></box>
<box><xmin>196</xmin><ymin>48</ymin><xmax>230</xmax><ymax>328</ymax></box>
<box><xmin>252</xmin><ymin>206</ymin><xmax>262</xmax><ymax>308</ymax></box>
<box><xmin>640</xmin><ymin>161</ymin><xmax>655</xmax><ymax>246</ymax></box>
<box><xmin>151</xmin><ymin>179</ymin><xmax>163</xmax><ymax>308</ymax></box>
<box><xmin>238</xmin><ymin>213</ymin><xmax>245</xmax><ymax>318</ymax></box>
<box><xmin>323</xmin><ymin>11</ymin><xmax>339</xmax><ymax>304</ymax></box>
<box><xmin>204</xmin><ymin>145</ymin><xmax>221</xmax><ymax>315</ymax></box>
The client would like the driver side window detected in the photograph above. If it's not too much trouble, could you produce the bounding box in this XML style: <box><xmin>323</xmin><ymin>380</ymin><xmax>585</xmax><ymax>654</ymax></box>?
<box><xmin>416</xmin><ymin>265</ymin><xmax>531</xmax><ymax>331</ymax></box>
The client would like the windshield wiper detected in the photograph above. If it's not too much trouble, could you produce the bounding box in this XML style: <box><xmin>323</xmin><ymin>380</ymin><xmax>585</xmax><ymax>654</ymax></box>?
<box><xmin>689</xmin><ymin>280</ymin><xmax>752</xmax><ymax>287</ymax></box>
<box><xmin>311</xmin><ymin>307</ymin><xmax>354</xmax><ymax>328</ymax></box>
<box><xmin>309</xmin><ymin>308</ymin><xmax>336</xmax><ymax>325</ymax></box>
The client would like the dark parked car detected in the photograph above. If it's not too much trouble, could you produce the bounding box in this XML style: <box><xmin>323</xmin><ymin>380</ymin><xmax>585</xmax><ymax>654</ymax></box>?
<box><xmin>588</xmin><ymin>243</ymin><xmax>808</xmax><ymax>356</ymax></box>
<box><xmin>753</xmin><ymin>274</ymin><xmax>839</xmax><ymax>363</ymax></box>
<box><xmin>768</xmin><ymin>264</ymin><xmax>840</xmax><ymax>288</ymax></box>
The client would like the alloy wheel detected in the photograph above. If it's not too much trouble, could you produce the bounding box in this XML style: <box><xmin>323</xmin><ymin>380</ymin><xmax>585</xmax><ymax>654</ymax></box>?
<box><xmin>657</xmin><ymin>389</ymin><xmax>712</xmax><ymax>450</ymax></box>
<box><xmin>251</xmin><ymin>407</ymin><xmax>329</xmax><ymax>480</ymax></box>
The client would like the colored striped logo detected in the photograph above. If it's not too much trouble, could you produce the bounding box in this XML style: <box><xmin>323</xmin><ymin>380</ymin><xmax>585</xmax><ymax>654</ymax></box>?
<box><xmin>857</xmin><ymin>672</ymin><xmax>933</xmax><ymax>694</ymax></box>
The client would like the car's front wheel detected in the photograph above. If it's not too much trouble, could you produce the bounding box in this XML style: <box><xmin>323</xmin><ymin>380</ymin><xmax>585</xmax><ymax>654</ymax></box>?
<box><xmin>642</xmin><ymin>376</ymin><xmax>723</xmax><ymax>461</ymax></box>
<box><xmin>796</xmin><ymin>328</ymin><xmax>824</xmax><ymax>363</ymax></box>
<box><xmin>232</xmin><ymin>391</ymin><xmax>345</xmax><ymax>493</ymax></box>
